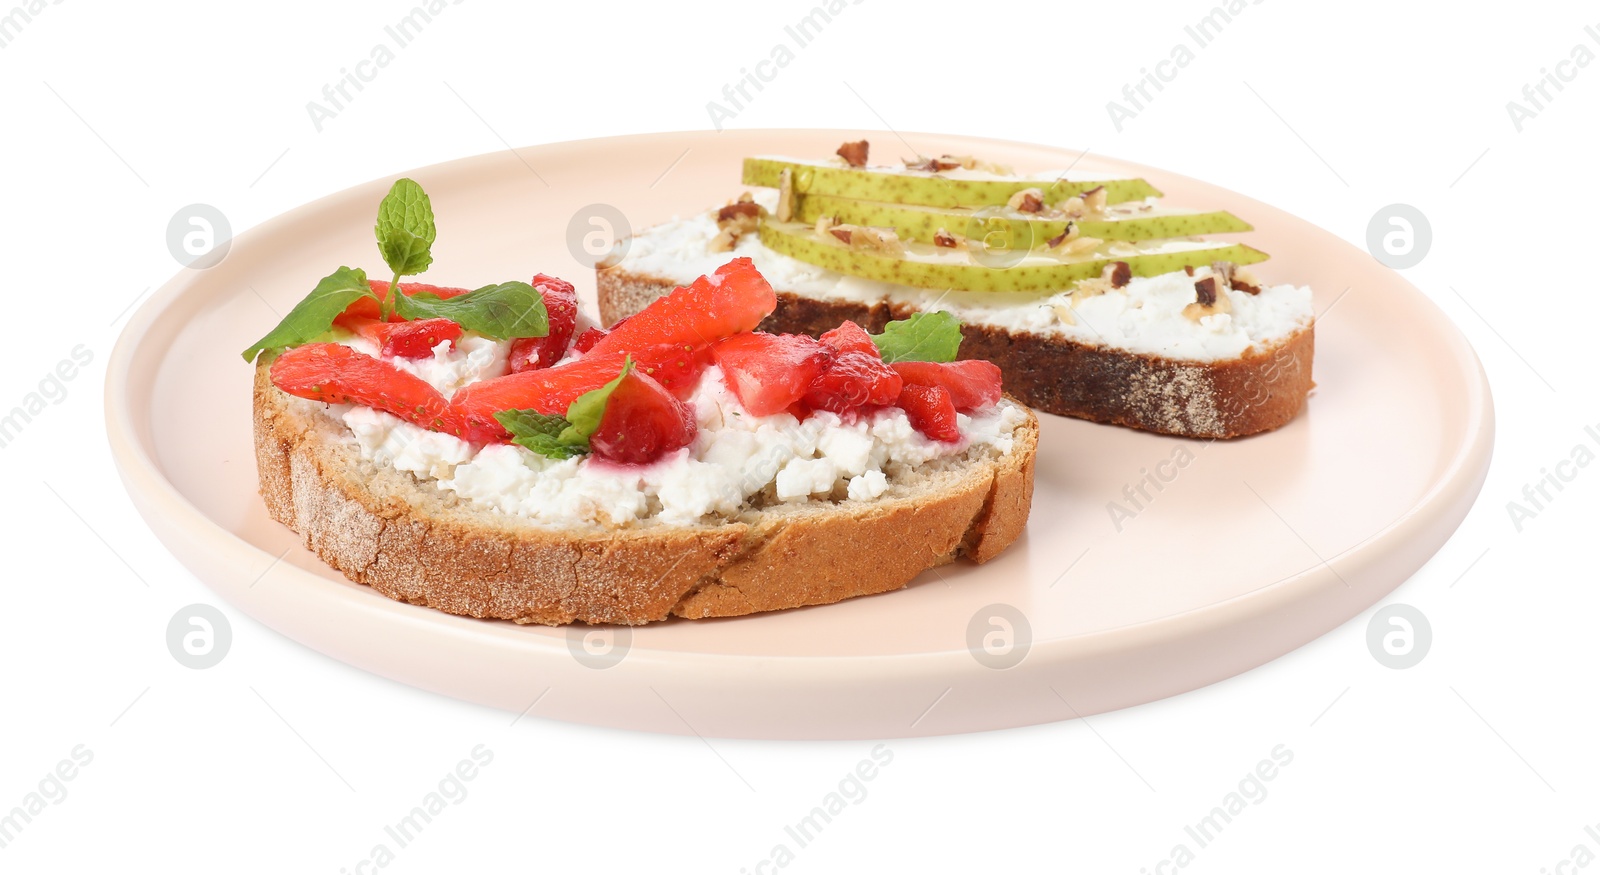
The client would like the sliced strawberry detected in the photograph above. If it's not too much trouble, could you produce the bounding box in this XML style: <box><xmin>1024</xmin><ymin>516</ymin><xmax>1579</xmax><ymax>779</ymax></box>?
<box><xmin>890</xmin><ymin>360</ymin><xmax>1003</xmax><ymax>412</ymax></box>
<box><xmin>635</xmin><ymin>342</ymin><xmax>711</xmax><ymax>400</ymax></box>
<box><xmin>337</xmin><ymin>316</ymin><xmax>464</xmax><ymax>359</ymax></box>
<box><xmin>804</xmin><ymin>350</ymin><xmax>903</xmax><ymax>414</ymax></box>
<box><xmin>508</xmin><ymin>273</ymin><xmax>579</xmax><ymax>372</ymax></box>
<box><xmin>589</xmin><ymin>369</ymin><xmax>697</xmax><ymax>465</ymax></box>
<box><xmin>819</xmin><ymin>320</ymin><xmax>879</xmax><ymax>356</ymax></box>
<box><xmin>270</xmin><ymin>343</ymin><xmax>497</xmax><ymax>442</ymax></box>
<box><xmin>340</xmin><ymin>281</ymin><xmax>474</xmax><ymax>322</ymax></box>
<box><xmin>589</xmin><ymin>258</ymin><xmax>775</xmax><ymax>357</ymax></box>
<box><xmin>897</xmin><ymin>384</ymin><xmax>962</xmax><ymax>443</ymax></box>
<box><xmin>710</xmin><ymin>332</ymin><xmax>832</xmax><ymax>417</ymax></box>
<box><xmin>573</xmin><ymin>326</ymin><xmax>608</xmax><ymax>353</ymax></box>
<box><xmin>451</xmin><ymin>344</ymin><xmax>708</xmax><ymax>439</ymax></box>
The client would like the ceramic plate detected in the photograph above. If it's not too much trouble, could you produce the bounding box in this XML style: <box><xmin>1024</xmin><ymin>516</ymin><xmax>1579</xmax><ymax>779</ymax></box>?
<box><xmin>107</xmin><ymin>130</ymin><xmax>1493</xmax><ymax>739</ymax></box>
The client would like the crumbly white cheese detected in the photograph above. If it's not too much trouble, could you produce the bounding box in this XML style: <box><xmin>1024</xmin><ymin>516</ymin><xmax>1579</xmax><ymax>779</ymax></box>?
<box><xmin>335</xmin><ymin>346</ymin><xmax>1025</xmax><ymax>527</ymax></box>
<box><xmin>614</xmin><ymin>194</ymin><xmax>1314</xmax><ymax>363</ymax></box>
<box><xmin>341</xmin><ymin>333</ymin><xmax>510</xmax><ymax>398</ymax></box>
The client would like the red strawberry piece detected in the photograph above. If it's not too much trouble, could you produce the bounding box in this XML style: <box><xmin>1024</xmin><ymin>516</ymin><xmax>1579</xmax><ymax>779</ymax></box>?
<box><xmin>378</xmin><ymin>318</ymin><xmax>463</xmax><ymax>358</ymax></box>
<box><xmin>508</xmin><ymin>273</ymin><xmax>579</xmax><ymax>373</ymax></box>
<box><xmin>804</xmin><ymin>349</ymin><xmax>903</xmax><ymax>414</ymax></box>
<box><xmin>633</xmin><ymin>341</ymin><xmax>712</xmax><ymax>400</ymax></box>
<box><xmin>890</xmin><ymin>360</ymin><xmax>1003</xmax><ymax>412</ymax></box>
<box><xmin>573</xmin><ymin>326</ymin><xmax>608</xmax><ymax>353</ymax></box>
<box><xmin>337</xmin><ymin>316</ymin><xmax>464</xmax><ymax>359</ymax></box>
<box><xmin>819</xmin><ymin>320</ymin><xmax>879</xmax><ymax>356</ymax></box>
<box><xmin>270</xmin><ymin>343</ymin><xmax>498</xmax><ymax>441</ymax></box>
<box><xmin>451</xmin><ymin>344</ymin><xmax>709</xmax><ymax>440</ymax></box>
<box><xmin>896</xmin><ymin>384</ymin><xmax>962</xmax><ymax>442</ymax></box>
<box><xmin>709</xmin><ymin>332</ymin><xmax>833</xmax><ymax>417</ymax></box>
<box><xmin>341</xmin><ymin>281</ymin><xmax>474</xmax><ymax>323</ymax></box>
<box><xmin>588</xmin><ymin>369</ymin><xmax>697</xmax><ymax>465</ymax></box>
<box><xmin>588</xmin><ymin>258</ymin><xmax>776</xmax><ymax>357</ymax></box>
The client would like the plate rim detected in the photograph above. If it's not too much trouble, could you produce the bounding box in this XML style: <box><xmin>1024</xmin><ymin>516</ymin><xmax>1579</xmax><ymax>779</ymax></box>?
<box><xmin>105</xmin><ymin>129</ymin><xmax>1495</xmax><ymax>734</ymax></box>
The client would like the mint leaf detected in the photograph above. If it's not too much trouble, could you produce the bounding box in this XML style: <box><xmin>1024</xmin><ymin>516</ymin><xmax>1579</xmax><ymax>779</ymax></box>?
<box><xmin>494</xmin><ymin>409</ymin><xmax>587</xmax><ymax>460</ymax></box>
<box><xmin>241</xmin><ymin>266</ymin><xmax>372</xmax><ymax>362</ymax></box>
<box><xmin>560</xmin><ymin>357</ymin><xmax>634</xmax><ymax>444</ymax></box>
<box><xmin>871</xmin><ymin>311</ymin><xmax>963</xmax><ymax>363</ymax></box>
<box><xmin>375</xmin><ymin>178</ymin><xmax>436</xmax><ymax>279</ymax></box>
<box><xmin>392</xmin><ymin>281</ymin><xmax>550</xmax><ymax>340</ymax></box>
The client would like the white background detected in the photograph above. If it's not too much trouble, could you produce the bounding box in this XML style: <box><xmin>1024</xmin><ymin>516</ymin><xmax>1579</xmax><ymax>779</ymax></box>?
<box><xmin>2</xmin><ymin>1</ymin><xmax>1597</xmax><ymax>872</ymax></box>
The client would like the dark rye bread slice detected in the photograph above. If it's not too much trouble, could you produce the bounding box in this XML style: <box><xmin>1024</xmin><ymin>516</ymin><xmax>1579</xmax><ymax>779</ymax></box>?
<box><xmin>253</xmin><ymin>362</ymin><xmax>1037</xmax><ymax>626</ymax></box>
<box><xmin>597</xmin><ymin>268</ymin><xmax>1313</xmax><ymax>439</ymax></box>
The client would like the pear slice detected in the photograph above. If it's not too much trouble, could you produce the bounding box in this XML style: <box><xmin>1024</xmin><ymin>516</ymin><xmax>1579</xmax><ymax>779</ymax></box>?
<box><xmin>743</xmin><ymin>156</ymin><xmax>1162</xmax><ymax>209</ymax></box>
<box><xmin>757</xmin><ymin>220</ymin><xmax>1268</xmax><ymax>294</ymax></box>
<box><xmin>794</xmin><ymin>194</ymin><xmax>1253</xmax><ymax>248</ymax></box>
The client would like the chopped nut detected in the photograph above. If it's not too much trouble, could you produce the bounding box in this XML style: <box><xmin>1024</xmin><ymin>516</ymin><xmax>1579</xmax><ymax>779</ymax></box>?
<box><xmin>1232</xmin><ymin>265</ymin><xmax>1263</xmax><ymax>295</ymax></box>
<box><xmin>776</xmin><ymin>168</ymin><xmax>795</xmax><ymax>222</ymax></box>
<box><xmin>1072</xmin><ymin>276</ymin><xmax>1112</xmax><ymax>302</ymax></box>
<box><xmin>1058</xmin><ymin>195</ymin><xmax>1086</xmax><ymax>218</ymax></box>
<box><xmin>1184</xmin><ymin>265</ymin><xmax>1196</xmax><ymax>276</ymax></box>
<box><xmin>836</xmin><ymin>140</ymin><xmax>869</xmax><ymax>167</ymax></box>
<box><xmin>829</xmin><ymin>226</ymin><xmax>854</xmax><ymax>245</ymax></box>
<box><xmin>932</xmin><ymin>228</ymin><xmax>961</xmax><ymax>248</ymax></box>
<box><xmin>1061</xmin><ymin>235</ymin><xmax>1103</xmax><ymax>258</ymax></box>
<box><xmin>1106</xmin><ymin>260</ymin><xmax>1132</xmax><ymax>289</ymax></box>
<box><xmin>1046</xmin><ymin>222</ymin><xmax>1080</xmax><ymax>249</ymax></box>
<box><xmin>1081</xmin><ymin>185</ymin><xmax>1108</xmax><ymax>214</ymax></box>
<box><xmin>903</xmin><ymin>154</ymin><xmax>963</xmax><ymax>173</ymax></box>
<box><xmin>1052</xmin><ymin>302</ymin><xmax>1077</xmax><ymax>326</ymax></box>
<box><xmin>849</xmin><ymin>225</ymin><xmax>904</xmax><ymax>257</ymax></box>
<box><xmin>1182</xmin><ymin>268</ymin><xmax>1235</xmax><ymax>321</ymax></box>
<box><xmin>716</xmin><ymin>200</ymin><xmax>761</xmax><ymax>224</ymax></box>
<box><xmin>1007</xmin><ymin>188</ymin><xmax>1045</xmax><ymax>213</ymax></box>
<box><xmin>814</xmin><ymin>214</ymin><xmax>840</xmax><ymax>237</ymax></box>
<box><xmin>710</xmin><ymin>197</ymin><xmax>762</xmax><ymax>252</ymax></box>
<box><xmin>1210</xmin><ymin>260</ymin><xmax>1262</xmax><ymax>294</ymax></box>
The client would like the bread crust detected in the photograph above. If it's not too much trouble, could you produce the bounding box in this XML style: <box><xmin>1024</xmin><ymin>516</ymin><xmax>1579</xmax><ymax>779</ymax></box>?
<box><xmin>598</xmin><ymin>267</ymin><xmax>1313</xmax><ymax>439</ymax></box>
<box><xmin>253</xmin><ymin>363</ymin><xmax>1037</xmax><ymax>626</ymax></box>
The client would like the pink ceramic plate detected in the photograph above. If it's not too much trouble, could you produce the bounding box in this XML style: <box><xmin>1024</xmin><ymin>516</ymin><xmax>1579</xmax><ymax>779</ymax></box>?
<box><xmin>107</xmin><ymin>130</ymin><xmax>1493</xmax><ymax>739</ymax></box>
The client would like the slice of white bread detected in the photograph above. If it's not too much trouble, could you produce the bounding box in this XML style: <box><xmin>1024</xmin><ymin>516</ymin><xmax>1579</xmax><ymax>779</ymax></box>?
<box><xmin>598</xmin><ymin>215</ymin><xmax>1314</xmax><ymax>439</ymax></box>
<box><xmin>253</xmin><ymin>362</ymin><xmax>1037</xmax><ymax>626</ymax></box>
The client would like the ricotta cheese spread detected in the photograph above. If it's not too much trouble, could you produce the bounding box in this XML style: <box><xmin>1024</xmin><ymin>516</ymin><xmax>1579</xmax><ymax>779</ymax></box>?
<box><xmin>613</xmin><ymin>192</ymin><xmax>1314</xmax><ymax>363</ymax></box>
<box><xmin>331</xmin><ymin>340</ymin><xmax>1024</xmax><ymax>528</ymax></box>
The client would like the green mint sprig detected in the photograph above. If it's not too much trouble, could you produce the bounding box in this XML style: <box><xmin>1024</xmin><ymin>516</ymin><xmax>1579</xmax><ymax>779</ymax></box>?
<box><xmin>493</xmin><ymin>358</ymin><xmax>634</xmax><ymax>460</ymax></box>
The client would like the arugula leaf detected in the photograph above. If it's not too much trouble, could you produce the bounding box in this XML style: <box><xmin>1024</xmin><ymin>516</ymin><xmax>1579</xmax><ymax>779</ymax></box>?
<box><xmin>870</xmin><ymin>311</ymin><xmax>963</xmax><ymax>363</ymax></box>
<box><xmin>374</xmin><ymin>178</ymin><xmax>437</xmax><ymax>280</ymax></box>
<box><xmin>241</xmin><ymin>266</ymin><xmax>372</xmax><ymax>362</ymax></box>
<box><xmin>392</xmin><ymin>281</ymin><xmax>550</xmax><ymax>340</ymax></box>
<box><xmin>560</xmin><ymin>357</ymin><xmax>634</xmax><ymax>444</ymax></box>
<box><xmin>493</xmin><ymin>409</ymin><xmax>587</xmax><ymax>460</ymax></box>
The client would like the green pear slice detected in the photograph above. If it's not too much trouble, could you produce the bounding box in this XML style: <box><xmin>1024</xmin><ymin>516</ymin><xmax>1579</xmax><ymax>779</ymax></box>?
<box><xmin>743</xmin><ymin>156</ymin><xmax>1162</xmax><ymax>209</ymax></box>
<box><xmin>794</xmin><ymin>193</ymin><xmax>1253</xmax><ymax>248</ymax></box>
<box><xmin>757</xmin><ymin>220</ymin><xmax>1268</xmax><ymax>294</ymax></box>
